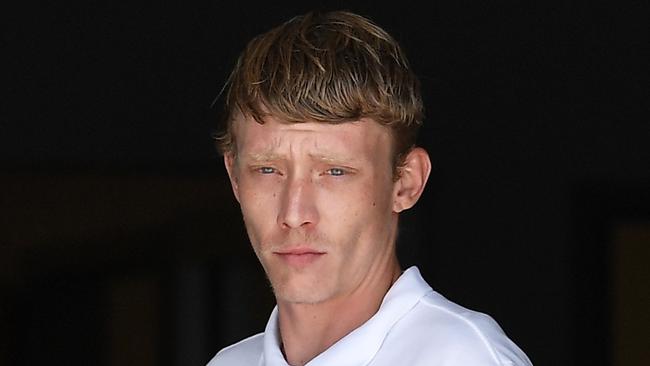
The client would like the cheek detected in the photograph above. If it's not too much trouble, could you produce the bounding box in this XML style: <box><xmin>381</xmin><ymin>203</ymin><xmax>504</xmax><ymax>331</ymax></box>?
<box><xmin>323</xmin><ymin>180</ymin><xmax>391</xmax><ymax>232</ymax></box>
<box><xmin>362</xmin><ymin>171</ymin><xmax>393</xmax><ymax>205</ymax></box>
<box><xmin>239</xmin><ymin>173</ymin><xmax>279</xmax><ymax>208</ymax></box>
<box><xmin>238</xmin><ymin>185</ymin><xmax>280</xmax><ymax>243</ymax></box>
<box><xmin>359</xmin><ymin>180</ymin><xmax>395</xmax><ymax>235</ymax></box>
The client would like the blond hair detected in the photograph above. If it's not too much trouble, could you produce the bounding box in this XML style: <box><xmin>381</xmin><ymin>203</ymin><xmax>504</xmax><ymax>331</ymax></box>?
<box><xmin>216</xmin><ymin>11</ymin><xmax>424</xmax><ymax>171</ymax></box>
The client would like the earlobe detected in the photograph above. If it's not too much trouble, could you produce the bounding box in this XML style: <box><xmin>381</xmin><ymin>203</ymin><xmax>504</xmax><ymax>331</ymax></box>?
<box><xmin>224</xmin><ymin>154</ymin><xmax>241</xmax><ymax>203</ymax></box>
<box><xmin>392</xmin><ymin>148</ymin><xmax>431</xmax><ymax>213</ymax></box>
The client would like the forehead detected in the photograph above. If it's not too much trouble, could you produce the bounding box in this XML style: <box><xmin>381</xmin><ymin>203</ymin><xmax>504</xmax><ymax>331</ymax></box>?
<box><xmin>233</xmin><ymin>115</ymin><xmax>392</xmax><ymax>161</ymax></box>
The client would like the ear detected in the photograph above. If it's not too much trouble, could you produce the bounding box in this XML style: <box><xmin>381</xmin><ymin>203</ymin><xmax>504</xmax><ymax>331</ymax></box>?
<box><xmin>224</xmin><ymin>153</ymin><xmax>241</xmax><ymax>203</ymax></box>
<box><xmin>392</xmin><ymin>147</ymin><xmax>431</xmax><ymax>213</ymax></box>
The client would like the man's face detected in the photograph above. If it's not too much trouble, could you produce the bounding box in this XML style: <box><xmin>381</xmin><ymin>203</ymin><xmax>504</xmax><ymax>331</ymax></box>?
<box><xmin>225</xmin><ymin>115</ymin><xmax>400</xmax><ymax>305</ymax></box>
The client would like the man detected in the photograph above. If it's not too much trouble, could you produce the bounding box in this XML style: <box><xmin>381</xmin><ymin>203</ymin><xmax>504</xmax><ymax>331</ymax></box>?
<box><xmin>208</xmin><ymin>10</ymin><xmax>532</xmax><ymax>366</ymax></box>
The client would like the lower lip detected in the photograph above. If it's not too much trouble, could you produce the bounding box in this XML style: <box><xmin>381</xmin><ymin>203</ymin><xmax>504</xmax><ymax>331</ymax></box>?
<box><xmin>276</xmin><ymin>253</ymin><xmax>325</xmax><ymax>267</ymax></box>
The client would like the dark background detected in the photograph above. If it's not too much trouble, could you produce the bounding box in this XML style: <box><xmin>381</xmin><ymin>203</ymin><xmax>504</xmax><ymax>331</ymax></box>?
<box><xmin>2</xmin><ymin>1</ymin><xmax>649</xmax><ymax>365</ymax></box>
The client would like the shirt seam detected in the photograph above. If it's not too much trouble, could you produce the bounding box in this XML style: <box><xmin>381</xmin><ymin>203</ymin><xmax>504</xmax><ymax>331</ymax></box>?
<box><xmin>214</xmin><ymin>332</ymin><xmax>264</xmax><ymax>357</ymax></box>
<box><xmin>361</xmin><ymin>289</ymin><xmax>433</xmax><ymax>366</ymax></box>
<box><xmin>420</xmin><ymin>296</ymin><xmax>509</xmax><ymax>366</ymax></box>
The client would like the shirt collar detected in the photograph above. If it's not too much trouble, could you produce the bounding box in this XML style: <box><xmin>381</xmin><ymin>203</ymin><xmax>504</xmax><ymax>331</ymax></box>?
<box><xmin>262</xmin><ymin>266</ymin><xmax>433</xmax><ymax>366</ymax></box>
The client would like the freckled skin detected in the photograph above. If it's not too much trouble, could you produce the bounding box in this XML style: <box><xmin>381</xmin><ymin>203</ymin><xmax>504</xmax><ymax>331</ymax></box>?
<box><xmin>224</xmin><ymin>112</ymin><xmax>432</xmax><ymax>366</ymax></box>
<box><xmin>226</xmin><ymin>116</ymin><xmax>399</xmax><ymax>305</ymax></box>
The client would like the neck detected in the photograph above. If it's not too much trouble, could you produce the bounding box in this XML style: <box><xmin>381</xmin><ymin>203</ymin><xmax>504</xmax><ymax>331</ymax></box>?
<box><xmin>277</xmin><ymin>257</ymin><xmax>401</xmax><ymax>366</ymax></box>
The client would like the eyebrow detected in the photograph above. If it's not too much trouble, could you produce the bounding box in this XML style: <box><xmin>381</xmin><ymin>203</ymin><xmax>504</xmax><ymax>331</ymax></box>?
<box><xmin>244</xmin><ymin>152</ymin><xmax>284</xmax><ymax>163</ymax></box>
<box><xmin>308</xmin><ymin>153</ymin><xmax>357</xmax><ymax>164</ymax></box>
<box><xmin>242</xmin><ymin>151</ymin><xmax>358</xmax><ymax>165</ymax></box>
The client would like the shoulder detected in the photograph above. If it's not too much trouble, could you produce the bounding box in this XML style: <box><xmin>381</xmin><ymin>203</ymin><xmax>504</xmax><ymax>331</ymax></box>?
<box><xmin>382</xmin><ymin>291</ymin><xmax>533</xmax><ymax>366</ymax></box>
<box><xmin>205</xmin><ymin>333</ymin><xmax>264</xmax><ymax>366</ymax></box>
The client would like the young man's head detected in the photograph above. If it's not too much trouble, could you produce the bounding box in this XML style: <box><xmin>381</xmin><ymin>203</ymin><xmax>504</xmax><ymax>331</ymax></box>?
<box><xmin>217</xmin><ymin>10</ymin><xmax>424</xmax><ymax>176</ymax></box>
<box><xmin>219</xmin><ymin>11</ymin><xmax>431</xmax><ymax>305</ymax></box>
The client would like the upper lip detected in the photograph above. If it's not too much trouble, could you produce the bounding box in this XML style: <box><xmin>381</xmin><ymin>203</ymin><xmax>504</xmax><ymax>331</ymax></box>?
<box><xmin>274</xmin><ymin>246</ymin><xmax>326</xmax><ymax>255</ymax></box>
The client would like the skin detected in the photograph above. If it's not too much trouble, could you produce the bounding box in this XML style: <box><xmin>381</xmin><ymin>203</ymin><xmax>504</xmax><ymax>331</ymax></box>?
<box><xmin>225</xmin><ymin>114</ymin><xmax>431</xmax><ymax>366</ymax></box>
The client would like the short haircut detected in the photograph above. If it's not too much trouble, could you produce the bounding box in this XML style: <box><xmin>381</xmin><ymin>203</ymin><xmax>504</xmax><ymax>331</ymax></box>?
<box><xmin>216</xmin><ymin>10</ymin><xmax>424</xmax><ymax>173</ymax></box>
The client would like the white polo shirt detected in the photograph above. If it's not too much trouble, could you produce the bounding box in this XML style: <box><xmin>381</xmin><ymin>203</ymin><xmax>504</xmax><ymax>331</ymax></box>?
<box><xmin>207</xmin><ymin>266</ymin><xmax>533</xmax><ymax>366</ymax></box>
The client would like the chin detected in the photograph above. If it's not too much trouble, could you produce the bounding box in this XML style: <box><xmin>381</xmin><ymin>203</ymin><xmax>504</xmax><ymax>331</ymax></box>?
<box><xmin>270</xmin><ymin>277</ymin><xmax>333</xmax><ymax>305</ymax></box>
<box><xmin>274</xmin><ymin>290</ymin><xmax>329</xmax><ymax>305</ymax></box>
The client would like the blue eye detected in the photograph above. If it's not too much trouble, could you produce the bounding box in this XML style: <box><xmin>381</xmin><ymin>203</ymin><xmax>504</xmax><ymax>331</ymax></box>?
<box><xmin>327</xmin><ymin>168</ymin><xmax>345</xmax><ymax>176</ymax></box>
<box><xmin>259</xmin><ymin>167</ymin><xmax>276</xmax><ymax>174</ymax></box>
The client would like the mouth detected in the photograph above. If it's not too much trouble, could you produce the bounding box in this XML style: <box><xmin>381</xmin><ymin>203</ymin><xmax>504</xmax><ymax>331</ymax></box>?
<box><xmin>273</xmin><ymin>247</ymin><xmax>326</xmax><ymax>267</ymax></box>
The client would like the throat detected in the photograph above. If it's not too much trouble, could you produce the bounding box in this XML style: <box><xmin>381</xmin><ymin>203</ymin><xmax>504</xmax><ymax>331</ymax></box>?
<box><xmin>277</xmin><ymin>264</ymin><xmax>402</xmax><ymax>365</ymax></box>
<box><xmin>279</xmin><ymin>302</ymin><xmax>367</xmax><ymax>366</ymax></box>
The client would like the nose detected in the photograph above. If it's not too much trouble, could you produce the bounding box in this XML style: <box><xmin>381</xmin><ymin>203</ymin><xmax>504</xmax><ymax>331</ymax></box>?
<box><xmin>277</xmin><ymin>174</ymin><xmax>319</xmax><ymax>229</ymax></box>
